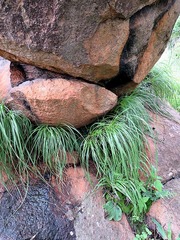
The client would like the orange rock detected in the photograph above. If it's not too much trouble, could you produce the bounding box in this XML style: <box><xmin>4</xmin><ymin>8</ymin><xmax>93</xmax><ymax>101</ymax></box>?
<box><xmin>119</xmin><ymin>0</ymin><xmax>180</xmax><ymax>85</ymax></box>
<box><xmin>0</xmin><ymin>1</ymin><xmax>130</xmax><ymax>82</ymax></box>
<box><xmin>146</xmin><ymin>107</ymin><xmax>180</xmax><ymax>182</ymax></box>
<box><xmin>63</xmin><ymin>167</ymin><xmax>135</xmax><ymax>240</ymax></box>
<box><xmin>134</xmin><ymin>0</ymin><xmax>180</xmax><ymax>83</ymax></box>
<box><xmin>146</xmin><ymin>179</ymin><xmax>180</xmax><ymax>240</ymax></box>
<box><xmin>6</xmin><ymin>78</ymin><xmax>117</xmax><ymax>128</ymax></box>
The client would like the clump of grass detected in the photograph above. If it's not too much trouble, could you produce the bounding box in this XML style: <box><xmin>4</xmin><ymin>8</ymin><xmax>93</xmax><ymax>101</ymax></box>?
<box><xmin>80</xmin><ymin>70</ymin><xmax>178</xmax><ymax>220</ymax></box>
<box><xmin>144</xmin><ymin>63</ymin><xmax>180</xmax><ymax>112</ymax></box>
<box><xmin>80</xmin><ymin>87</ymin><xmax>154</xmax><ymax>218</ymax></box>
<box><xmin>0</xmin><ymin>103</ymin><xmax>32</xmax><ymax>185</ymax></box>
<box><xmin>0</xmin><ymin>103</ymin><xmax>81</xmax><ymax>185</ymax></box>
<box><xmin>29</xmin><ymin>124</ymin><xmax>81</xmax><ymax>179</ymax></box>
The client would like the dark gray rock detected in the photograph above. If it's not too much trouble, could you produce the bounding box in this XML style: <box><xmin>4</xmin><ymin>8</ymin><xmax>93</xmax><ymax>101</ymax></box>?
<box><xmin>0</xmin><ymin>181</ymin><xmax>76</xmax><ymax>240</ymax></box>
<box><xmin>0</xmin><ymin>167</ymin><xmax>135</xmax><ymax>240</ymax></box>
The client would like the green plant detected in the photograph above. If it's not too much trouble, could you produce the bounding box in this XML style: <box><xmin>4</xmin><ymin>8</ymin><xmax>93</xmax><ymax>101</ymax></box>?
<box><xmin>152</xmin><ymin>218</ymin><xmax>180</xmax><ymax>240</ymax></box>
<box><xmin>81</xmin><ymin>83</ymin><xmax>163</xmax><ymax>221</ymax></box>
<box><xmin>0</xmin><ymin>102</ymin><xmax>82</xmax><ymax>186</ymax></box>
<box><xmin>29</xmin><ymin>124</ymin><xmax>81</xmax><ymax>178</ymax></box>
<box><xmin>145</xmin><ymin>63</ymin><xmax>180</xmax><ymax>112</ymax></box>
<box><xmin>80</xmin><ymin>72</ymin><xmax>176</xmax><ymax>225</ymax></box>
<box><xmin>134</xmin><ymin>225</ymin><xmax>152</xmax><ymax>240</ymax></box>
<box><xmin>100</xmin><ymin>173</ymin><xmax>148</xmax><ymax>218</ymax></box>
<box><xmin>103</xmin><ymin>200</ymin><xmax>122</xmax><ymax>221</ymax></box>
<box><xmin>0</xmin><ymin>103</ymin><xmax>32</xmax><ymax>184</ymax></box>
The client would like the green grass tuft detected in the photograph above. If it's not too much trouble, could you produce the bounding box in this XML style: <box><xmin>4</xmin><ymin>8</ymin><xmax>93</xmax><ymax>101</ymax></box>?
<box><xmin>29</xmin><ymin>124</ymin><xmax>81</xmax><ymax>178</ymax></box>
<box><xmin>144</xmin><ymin>63</ymin><xmax>180</xmax><ymax>112</ymax></box>
<box><xmin>0</xmin><ymin>103</ymin><xmax>81</xmax><ymax>185</ymax></box>
<box><xmin>80</xmin><ymin>70</ymin><xmax>178</xmax><ymax>219</ymax></box>
<box><xmin>80</xmin><ymin>86</ymin><xmax>155</xmax><ymax>218</ymax></box>
<box><xmin>0</xmin><ymin>103</ymin><xmax>32</xmax><ymax>184</ymax></box>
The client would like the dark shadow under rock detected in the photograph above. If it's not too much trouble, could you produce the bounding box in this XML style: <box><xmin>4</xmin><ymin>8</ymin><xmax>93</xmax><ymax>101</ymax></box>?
<box><xmin>0</xmin><ymin>181</ymin><xmax>76</xmax><ymax>240</ymax></box>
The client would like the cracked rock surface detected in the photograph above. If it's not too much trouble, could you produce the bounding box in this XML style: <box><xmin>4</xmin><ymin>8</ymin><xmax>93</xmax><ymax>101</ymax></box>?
<box><xmin>0</xmin><ymin>0</ymin><xmax>179</xmax><ymax>86</ymax></box>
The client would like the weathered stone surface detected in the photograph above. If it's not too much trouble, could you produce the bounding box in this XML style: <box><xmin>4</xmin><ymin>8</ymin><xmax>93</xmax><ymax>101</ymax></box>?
<box><xmin>108</xmin><ymin>0</ymin><xmax>157</xmax><ymax>19</ymax></box>
<box><xmin>147</xmin><ymin>107</ymin><xmax>180</xmax><ymax>182</ymax></box>
<box><xmin>133</xmin><ymin>0</ymin><xmax>180</xmax><ymax>83</ymax></box>
<box><xmin>0</xmin><ymin>0</ymin><xmax>130</xmax><ymax>82</ymax></box>
<box><xmin>0</xmin><ymin>57</ymin><xmax>11</xmax><ymax>101</ymax></box>
<box><xmin>146</xmin><ymin>178</ymin><xmax>180</xmax><ymax>240</ymax></box>
<box><xmin>119</xmin><ymin>0</ymin><xmax>180</xmax><ymax>84</ymax></box>
<box><xmin>0</xmin><ymin>167</ymin><xmax>134</xmax><ymax>240</ymax></box>
<box><xmin>55</xmin><ymin>167</ymin><xmax>135</xmax><ymax>240</ymax></box>
<box><xmin>0</xmin><ymin>180</ymin><xmax>76</xmax><ymax>240</ymax></box>
<box><xmin>6</xmin><ymin>78</ymin><xmax>117</xmax><ymax>128</ymax></box>
<box><xmin>0</xmin><ymin>0</ymin><xmax>178</xmax><ymax>88</ymax></box>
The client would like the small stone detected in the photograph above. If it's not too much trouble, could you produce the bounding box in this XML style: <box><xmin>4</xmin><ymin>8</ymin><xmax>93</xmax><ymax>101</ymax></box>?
<box><xmin>70</xmin><ymin>231</ymin><xmax>74</xmax><ymax>236</ymax></box>
<box><xmin>168</xmin><ymin>172</ymin><xmax>173</xmax><ymax>178</ymax></box>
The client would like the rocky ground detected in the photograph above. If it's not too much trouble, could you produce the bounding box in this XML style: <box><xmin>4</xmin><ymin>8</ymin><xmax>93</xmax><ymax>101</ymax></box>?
<box><xmin>0</xmin><ymin>107</ymin><xmax>179</xmax><ymax>240</ymax></box>
<box><xmin>0</xmin><ymin>1</ymin><xmax>179</xmax><ymax>239</ymax></box>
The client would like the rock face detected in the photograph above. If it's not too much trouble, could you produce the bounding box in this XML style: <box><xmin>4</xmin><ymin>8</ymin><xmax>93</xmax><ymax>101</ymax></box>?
<box><xmin>146</xmin><ymin>178</ymin><xmax>180</xmax><ymax>240</ymax></box>
<box><xmin>6</xmin><ymin>78</ymin><xmax>117</xmax><ymax>128</ymax></box>
<box><xmin>0</xmin><ymin>167</ymin><xmax>134</xmax><ymax>240</ymax></box>
<box><xmin>0</xmin><ymin>0</ymin><xmax>129</xmax><ymax>82</ymax></box>
<box><xmin>0</xmin><ymin>0</ymin><xmax>179</xmax><ymax>87</ymax></box>
<box><xmin>145</xmin><ymin>108</ymin><xmax>180</xmax><ymax>240</ymax></box>
<box><xmin>119</xmin><ymin>0</ymin><xmax>180</xmax><ymax>84</ymax></box>
<box><xmin>147</xmin><ymin>107</ymin><xmax>180</xmax><ymax>183</ymax></box>
<box><xmin>0</xmin><ymin>180</ymin><xmax>76</xmax><ymax>240</ymax></box>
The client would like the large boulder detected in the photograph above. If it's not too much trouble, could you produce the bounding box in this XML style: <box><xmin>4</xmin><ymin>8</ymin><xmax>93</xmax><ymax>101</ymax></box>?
<box><xmin>6</xmin><ymin>78</ymin><xmax>117</xmax><ymax>128</ymax></box>
<box><xmin>0</xmin><ymin>0</ymin><xmax>130</xmax><ymax>82</ymax></box>
<box><xmin>118</xmin><ymin>0</ymin><xmax>180</xmax><ymax>85</ymax></box>
<box><xmin>0</xmin><ymin>0</ymin><xmax>179</xmax><ymax>87</ymax></box>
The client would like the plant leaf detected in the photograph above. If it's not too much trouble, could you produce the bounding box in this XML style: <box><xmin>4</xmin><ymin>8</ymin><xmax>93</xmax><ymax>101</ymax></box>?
<box><xmin>152</xmin><ymin>218</ymin><xmax>167</xmax><ymax>239</ymax></box>
<box><xmin>104</xmin><ymin>201</ymin><xmax>122</xmax><ymax>221</ymax></box>
<box><xmin>153</xmin><ymin>180</ymin><xmax>163</xmax><ymax>192</ymax></box>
